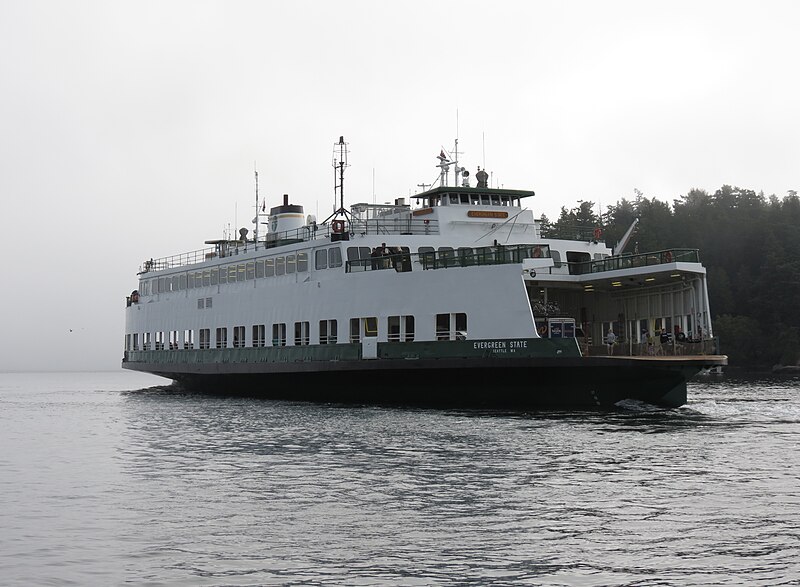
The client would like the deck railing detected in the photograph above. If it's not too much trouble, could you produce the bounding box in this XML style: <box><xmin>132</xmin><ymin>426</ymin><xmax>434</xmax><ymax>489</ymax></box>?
<box><xmin>139</xmin><ymin>218</ymin><xmax>441</xmax><ymax>274</ymax></box>
<box><xmin>568</xmin><ymin>249</ymin><xmax>699</xmax><ymax>275</ymax></box>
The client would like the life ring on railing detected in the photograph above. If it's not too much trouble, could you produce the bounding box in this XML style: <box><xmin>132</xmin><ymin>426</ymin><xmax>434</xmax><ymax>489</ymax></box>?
<box><xmin>593</xmin><ymin>228</ymin><xmax>602</xmax><ymax>240</ymax></box>
<box><xmin>664</xmin><ymin>251</ymin><xmax>673</xmax><ymax>263</ymax></box>
<box><xmin>331</xmin><ymin>219</ymin><xmax>345</xmax><ymax>234</ymax></box>
<box><xmin>537</xmin><ymin>324</ymin><xmax>548</xmax><ymax>337</ymax></box>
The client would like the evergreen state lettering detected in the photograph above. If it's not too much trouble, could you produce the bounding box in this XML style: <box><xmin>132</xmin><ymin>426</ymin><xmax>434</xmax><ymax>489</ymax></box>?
<box><xmin>473</xmin><ymin>340</ymin><xmax>528</xmax><ymax>353</ymax></box>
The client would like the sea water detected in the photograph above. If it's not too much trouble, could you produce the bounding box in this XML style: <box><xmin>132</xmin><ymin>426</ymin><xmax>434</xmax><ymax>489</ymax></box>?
<box><xmin>0</xmin><ymin>371</ymin><xmax>798</xmax><ymax>586</ymax></box>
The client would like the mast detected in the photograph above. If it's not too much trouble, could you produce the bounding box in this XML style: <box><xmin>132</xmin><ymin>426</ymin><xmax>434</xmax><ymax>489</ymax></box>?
<box><xmin>253</xmin><ymin>164</ymin><xmax>259</xmax><ymax>251</ymax></box>
<box><xmin>324</xmin><ymin>135</ymin><xmax>351</xmax><ymax>223</ymax></box>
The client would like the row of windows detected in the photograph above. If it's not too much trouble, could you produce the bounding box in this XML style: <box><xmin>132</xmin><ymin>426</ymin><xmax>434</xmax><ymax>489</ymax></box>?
<box><xmin>126</xmin><ymin>314</ymin><xmax>466</xmax><ymax>351</ymax></box>
<box><xmin>423</xmin><ymin>194</ymin><xmax>522</xmax><ymax>207</ymax></box>
<box><xmin>137</xmin><ymin>241</ymin><xmax>589</xmax><ymax>297</ymax></box>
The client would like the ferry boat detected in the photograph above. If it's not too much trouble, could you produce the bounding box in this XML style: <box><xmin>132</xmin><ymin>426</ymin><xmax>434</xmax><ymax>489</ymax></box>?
<box><xmin>122</xmin><ymin>137</ymin><xmax>727</xmax><ymax>408</ymax></box>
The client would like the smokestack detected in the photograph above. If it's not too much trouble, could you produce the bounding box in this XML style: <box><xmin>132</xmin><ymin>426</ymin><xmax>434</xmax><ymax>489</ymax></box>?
<box><xmin>283</xmin><ymin>194</ymin><xmax>289</xmax><ymax>206</ymax></box>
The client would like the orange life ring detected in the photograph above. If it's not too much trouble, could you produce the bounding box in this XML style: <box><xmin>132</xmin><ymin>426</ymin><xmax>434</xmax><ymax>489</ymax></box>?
<box><xmin>331</xmin><ymin>219</ymin><xmax>345</xmax><ymax>234</ymax></box>
<box><xmin>665</xmin><ymin>251</ymin><xmax>673</xmax><ymax>263</ymax></box>
<box><xmin>593</xmin><ymin>228</ymin><xmax>602</xmax><ymax>240</ymax></box>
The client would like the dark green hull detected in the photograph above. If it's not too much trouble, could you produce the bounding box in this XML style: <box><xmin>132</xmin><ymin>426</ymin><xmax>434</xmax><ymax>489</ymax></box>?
<box><xmin>122</xmin><ymin>339</ymin><xmax>726</xmax><ymax>408</ymax></box>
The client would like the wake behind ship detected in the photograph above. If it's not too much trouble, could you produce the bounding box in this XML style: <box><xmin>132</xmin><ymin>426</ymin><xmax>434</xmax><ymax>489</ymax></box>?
<box><xmin>122</xmin><ymin>137</ymin><xmax>727</xmax><ymax>407</ymax></box>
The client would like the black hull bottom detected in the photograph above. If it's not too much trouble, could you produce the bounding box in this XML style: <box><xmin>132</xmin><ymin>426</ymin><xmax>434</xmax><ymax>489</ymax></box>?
<box><xmin>123</xmin><ymin>357</ymin><xmax>719</xmax><ymax>408</ymax></box>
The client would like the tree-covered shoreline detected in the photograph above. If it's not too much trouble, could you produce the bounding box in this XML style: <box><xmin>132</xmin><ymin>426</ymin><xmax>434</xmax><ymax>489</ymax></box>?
<box><xmin>543</xmin><ymin>186</ymin><xmax>800</xmax><ymax>368</ymax></box>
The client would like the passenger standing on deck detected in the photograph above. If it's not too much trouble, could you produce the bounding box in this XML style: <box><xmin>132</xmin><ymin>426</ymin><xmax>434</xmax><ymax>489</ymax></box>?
<box><xmin>606</xmin><ymin>329</ymin><xmax>617</xmax><ymax>355</ymax></box>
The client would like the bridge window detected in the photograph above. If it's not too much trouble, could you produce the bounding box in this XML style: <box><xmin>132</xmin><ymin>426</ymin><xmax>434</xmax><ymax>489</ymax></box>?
<box><xmin>256</xmin><ymin>260</ymin><xmax>265</xmax><ymax>278</ymax></box>
<box><xmin>276</xmin><ymin>257</ymin><xmax>285</xmax><ymax>276</ymax></box>
<box><xmin>169</xmin><ymin>331</ymin><xmax>179</xmax><ymax>350</ymax></box>
<box><xmin>237</xmin><ymin>264</ymin><xmax>245</xmax><ymax>281</ymax></box>
<box><xmin>183</xmin><ymin>330</ymin><xmax>194</xmax><ymax>349</ymax></box>
<box><xmin>265</xmin><ymin>258</ymin><xmax>275</xmax><ymax>277</ymax></box>
<box><xmin>286</xmin><ymin>255</ymin><xmax>296</xmax><ymax>274</ymax></box>
<box><xmin>246</xmin><ymin>262</ymin><xmax>255</xmax><ymax>280</ymax></box>
<box><xmin>132</xmin><ymin>333</ymin><xmax>139</xmax><ymax>351</ymax></box>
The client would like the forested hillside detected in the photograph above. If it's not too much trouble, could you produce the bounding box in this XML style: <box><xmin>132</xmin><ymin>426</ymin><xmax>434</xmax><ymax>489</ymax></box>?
<box><xmin>542</xmin><ymin>186</ymin><xmax>800</xmax><ymax>368</ymax></box>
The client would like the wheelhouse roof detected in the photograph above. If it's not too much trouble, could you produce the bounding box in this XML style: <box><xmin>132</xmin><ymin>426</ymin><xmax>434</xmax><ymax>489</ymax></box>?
<box><xmin>411</xmin><ymin>186</ymin><xmax>536</xmax><ymax>200</ymax></box>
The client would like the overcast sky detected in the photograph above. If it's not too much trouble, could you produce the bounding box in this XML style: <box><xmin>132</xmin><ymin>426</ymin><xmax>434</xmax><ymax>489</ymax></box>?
<box><xmin>1</xmin><ymin>1</ymin><xmax>798</xmax><ymax>371</ymax></box>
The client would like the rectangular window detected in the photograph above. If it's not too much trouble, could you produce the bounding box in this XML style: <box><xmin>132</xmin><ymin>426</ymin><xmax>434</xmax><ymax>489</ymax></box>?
<box><xmin>436</xmin><ymin>313</ymin><xmax>468</xmax><ymax>341</ymax></box>
<box><xmin>180</xmin><ymin>274</ymin><xmax>187</xmax><ymax>290</ymax></box>
<box><xmin>125</xmin><ymin>334</ymin><xmax>132</xmax><ymax>351</ymax></box>
<box><xmin>436</xmin><ymin>313</ymin><xmax>450</xmax><ymax>341</ymax></box>
<box><xmin>198</xmin><ymin>298</ymin><xmax>205</xmax><ymax>309</ymax></box>
<box><xmin>233</xmin><ymin>325</ymin><xmax>245</xmax><ymax>348</ymax></box>
<box><xmin>183</xmin><ymin>329</ymin><xmax>194</xmax><ymax>349</ymax></box>
<box><xmin>329</xmin><ymin>247</ymin><xmax>343</xmax><ymax>268</ymax></box>
<box><xmin>252</xmin><ymin>324</ymin><xmax>265</xmax><ymax>347</ymax></box>
<box><xmin>158</xmin><ymin>277</ymin><xmax>165</xmax><ymax>293</ymax></box>
<box><xmin>195</xmin><ymin>271</ymin><xmax>203</xmax><ymax>287</ymax></box>
<box><xmin>171</xmin><ymin>275</ymin><xmax>180</xmax><ymax>292</ymax></box>
<box><xmin>315</xmin><ymin>249</ymin><xmax>328</xmax><ymax>270</ymax></box>
<box><xmin>205</xmin><ymin>297</ymin><xmax>212</xmax><ymax>308</ymax></box>
<box><xmin>228</xmin><ymin>265</ymin><xmax>237</xmax><ymax>282</ymax></box>
<box><xmin>202</xmin><ymin>270</ymin><xmax>211</xmax><ymax>287</ymax></box>
<box><xmin>211</xmin><ymin>268</ymin><xmax>219</xmax><ymax>285</ymax></box>
<box><xmin>272</xmin><ymin>323</ymin><xmax>287</xmax><ymax>346</ymax></box>
<box><xmin>265</xmin><ymin>258</ymin><xmax>275</xmax><ymax>277</ymax></box>
<box><xmin>387</xmin><ymin>315</ymin><xmax>415</xmax><ymax>342</ymax></box>
<box><xmin>350</xmin><ymin>318</ymin><xmax>360</xmax><ymax>343</ymax></box>
<box><xmin>237</xmin><ymin>264</ymin><xmax>245</xmax><ymax>281</ymax></box>
<box><xmin>246</xmin><ymin>262</ymin><xmax>255</xmax><ymax>280</ymax></box>
<box><xmin>219</xmin><ymin>266</ymin><xmax>227</xmax><ymax>284</ymax></box>
<box><xmin>132</xmin><ymin>333</ymin><xmax>139</xmax><ymax>351</ymax></box>
<box><xmin>143</xmin><ymin>332</ymin><xmax>151</xmax><ymax>350</ymax></box>
<box><xmin>169</xmin><ymin>330</ymin><xmax>179</xmax><ymax>350</ymax></box>
<box><xmin>256</xmin><ymin>260</ymin><xmax>265</xmax><ymax>278</ymax></box>
<box><xmin>199</xmin><ymin>328</ymin><xmax>210</xmax><ymax>349</ymax></box>
<box><xmin>346</xmin><ymin>246</ymin><xmax>372</xmax><ymax>271</ymax></box>
<box><xmin>216</xmin><ymin>327</ymin><xmax>227</xmax><ymax>349</ymax></box>
<box><xmin>297</xmin><ymin>252</ymin><xmax>308</xmax><ymax>272</ymax></box>
<box><xmin>294</xmin><ymin>321</ymin><xmax>309</xmax><ymax>345</ymax></box>
<box><xmin>319</xmin><ymin>319</ymin><xmax>338</xmax><ymax>344</ymax></box>
<box><xmin>276</xmin><ymin>257</ymin><xmax>285</xmax><ymax>276</ymax></box>
<box><xmin>286</xmin><ymin>254</ymin><xmax>296</xmax><ymax>274</ymax></box>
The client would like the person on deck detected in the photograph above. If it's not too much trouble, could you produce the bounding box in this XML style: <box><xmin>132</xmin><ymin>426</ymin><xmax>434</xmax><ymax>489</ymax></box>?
<box><xmin>606</xmin><ymin>329</ymin><xmax>617</xmax><ymax>355</ymax></box>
